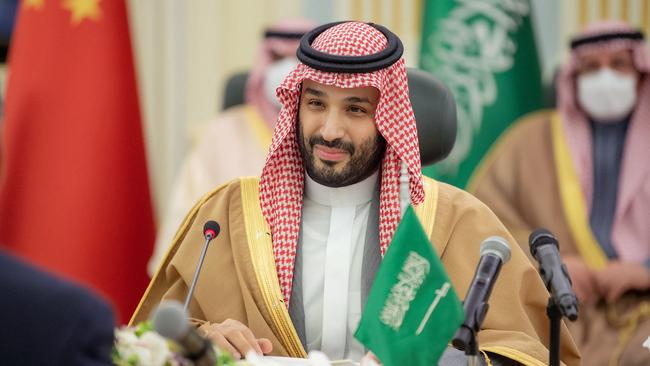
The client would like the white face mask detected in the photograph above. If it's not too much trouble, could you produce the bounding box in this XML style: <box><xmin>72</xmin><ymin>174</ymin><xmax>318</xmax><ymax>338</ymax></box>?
<box><xmin>577</xmin><ymin>68</ymin><xmax>638</xmax><ymax>123</ymax></box>
<box><xmin>263</xmin><ymin>57</ymin><xmax>298</xmax><ymax>109</ymax></box>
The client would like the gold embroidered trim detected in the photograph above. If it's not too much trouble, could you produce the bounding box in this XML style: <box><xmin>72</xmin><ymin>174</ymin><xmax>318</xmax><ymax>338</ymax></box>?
<box><xmin>481</xmin><ymin>346</ymin><xmax>547</xmax><ymax>366</ymax></box>
<box><xmin>551</xmin><ymin>112</ymin><xmax>608</xmax><ymax>269</ymax></box>
<box><xmin>243</xmin><ymin>106</ymin><xmax>273</xmax><ymax>152</ymax></box>
<box><xmin>480</xmin><ymin>350</ymin><xmax>494</xmax><ymax>366</ymax></box>
<box><xmin>240</xmin><ymin>177</ymin><xmax>307</xmax><ymax>358</ymax></box>
<box><xmin>414</xmin><ymin>176</ymin><xmax>439</xmax><ymax>239</ymax></box>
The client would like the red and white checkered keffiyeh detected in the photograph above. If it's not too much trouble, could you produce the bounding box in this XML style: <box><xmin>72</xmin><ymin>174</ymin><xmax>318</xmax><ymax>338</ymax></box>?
<box><xmin>258</xmin><ymin>22</ymin><xmax>425</xmax><ymax>305</ymax></box>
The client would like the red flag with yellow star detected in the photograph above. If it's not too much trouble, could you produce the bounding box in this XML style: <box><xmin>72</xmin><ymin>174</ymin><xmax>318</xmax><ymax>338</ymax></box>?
<box><xmin>0</xmin><ymin>0</ymin><xmax>154</xmax><ymax>323</ymax></box>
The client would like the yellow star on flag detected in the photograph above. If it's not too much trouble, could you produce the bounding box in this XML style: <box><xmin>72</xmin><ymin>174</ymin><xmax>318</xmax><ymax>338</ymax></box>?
<box><xmin>24</xmin><ymin>0</ymin><xmax>45</xmax><ymax>10</ymax></box>
<box><xmin>63</xmin><ymin>0</ymin><xmax>102</xmax><ymax>25</ymax></box>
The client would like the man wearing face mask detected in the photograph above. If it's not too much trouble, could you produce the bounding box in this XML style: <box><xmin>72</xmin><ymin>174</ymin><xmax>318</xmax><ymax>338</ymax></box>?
<box><xmin>471</xmin><ymin>21</ymin><xmax>650</xmax><ymax>365</ymax></box>
<box><xmin>148</xmin><ymin>19</ymin><xmax>315</xmax><ymax>274</ymax></box>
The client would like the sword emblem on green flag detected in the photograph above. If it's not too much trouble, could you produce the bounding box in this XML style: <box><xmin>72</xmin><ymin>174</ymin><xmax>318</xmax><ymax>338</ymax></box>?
<box><xmin>354</xmin><ymin>206</ymin><xmax>464</xmax><ymax>366</ymax></box>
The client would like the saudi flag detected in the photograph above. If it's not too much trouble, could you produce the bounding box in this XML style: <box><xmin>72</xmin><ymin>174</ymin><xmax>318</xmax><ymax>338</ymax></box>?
<box><xmin>354</xmin><ymin>206</ymin><xmax>464</xmax><ymax>366</ymax></box>
<box><xmin>419</xmin><ymin>0</ymin><xmax>543</xmax><ymax>188</ymax></box>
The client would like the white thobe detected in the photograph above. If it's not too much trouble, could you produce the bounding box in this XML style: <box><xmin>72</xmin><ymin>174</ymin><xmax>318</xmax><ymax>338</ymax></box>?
<box><xmin>300</xmin><ymin>171</ymin><xmax>379</xmax><ymax>361</ymax></box>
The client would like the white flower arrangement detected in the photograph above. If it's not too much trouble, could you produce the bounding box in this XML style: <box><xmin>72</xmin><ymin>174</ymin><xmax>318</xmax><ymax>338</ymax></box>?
<box><xmin>112</xmin><ymin>322</ymin><xmax>238</xmax><ymax>366</ymax></box>
<box><xmin>112</xmin><ymin>322</ymin><xmax>346</xmax><ymax>366</ymax></box>
<box><xmin>113</xmin><ymin>326</ymin><xmax>174</xmax><ymax>366</ymax></box>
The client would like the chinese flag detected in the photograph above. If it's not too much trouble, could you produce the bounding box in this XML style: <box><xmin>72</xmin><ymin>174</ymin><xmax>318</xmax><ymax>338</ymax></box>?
<box><xmin>0</xmin><ymin>0</ymin><xmax>155</xmax><ymax>323</ymax></box>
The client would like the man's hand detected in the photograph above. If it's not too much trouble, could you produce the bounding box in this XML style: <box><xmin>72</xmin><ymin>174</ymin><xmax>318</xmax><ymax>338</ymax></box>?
<box><xmin>201</xmin><ymin>319</ymin><xmax>273</xmax><ymax>359</ymax></box>
<box><xmin>594</xmin><ymin>261</ymin><xmax>650</xmax><ymax>303</ymax></box>
<box><xmin>563</xmin><ymin>255</ymin><xmax>600</xmax><ymax>305</ymax></box>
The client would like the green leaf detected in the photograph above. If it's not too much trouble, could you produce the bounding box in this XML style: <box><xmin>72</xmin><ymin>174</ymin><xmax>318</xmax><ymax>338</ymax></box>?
<box><xmin>216</xmin><ymin>349</ymin><xmax>237</xmax><ymax>365</ymax></box>
<box><xmin>134</xmin><ymin>321</ymin><xmax>153</xmax><ymax>337</ymax></box>
<box><xmin>127</xmin><ymin>354</ymin><xmax>139</xmax><ymax>366</ymax></box>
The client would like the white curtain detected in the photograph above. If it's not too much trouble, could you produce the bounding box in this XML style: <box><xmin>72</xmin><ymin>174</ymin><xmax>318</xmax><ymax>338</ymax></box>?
<box><xmin>127</xmin><ymin>0</ymin><xmax>301</xmax><ymax>221</ymax></box>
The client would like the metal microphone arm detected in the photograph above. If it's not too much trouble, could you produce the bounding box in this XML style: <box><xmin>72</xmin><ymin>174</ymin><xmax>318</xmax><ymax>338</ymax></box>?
<box><xmin>183</xmin><ymin>220</ymin><xmax>220</xmax><ymax>314</ymax></box>
<box><xmin>183</xmin><ymin>233</ymin><xmax>214</xmax><ymax>314</ymax></box>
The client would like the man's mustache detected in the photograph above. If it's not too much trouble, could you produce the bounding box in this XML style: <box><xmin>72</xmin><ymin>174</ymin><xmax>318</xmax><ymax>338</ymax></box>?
<box><xmin>309</xmin><ymin>136</ymin><xmax>355</xmax><ymax>155</ymax></box>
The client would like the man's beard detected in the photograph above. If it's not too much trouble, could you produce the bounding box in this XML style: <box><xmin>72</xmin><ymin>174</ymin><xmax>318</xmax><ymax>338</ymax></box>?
<box><xmin>298</xmin><ymin>125</ymin><xmax>386</xmax><ymax>188</ymax></box>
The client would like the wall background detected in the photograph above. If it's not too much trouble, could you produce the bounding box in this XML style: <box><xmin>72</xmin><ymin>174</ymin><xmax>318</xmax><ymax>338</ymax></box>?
<box><xmin>125</xmin><ymin>0</ymin><xmax>650</xmax><ymax>221</ymax></box>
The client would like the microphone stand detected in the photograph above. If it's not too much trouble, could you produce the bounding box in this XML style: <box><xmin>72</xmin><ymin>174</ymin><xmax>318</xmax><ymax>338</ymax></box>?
<box><xmin>539</xmin><ymin>271</ymin><xmax>577</xmax><ymax>366</ymax></box>
<box><xmin>183</xmin><ymin>233</ymin><xmax>215</xmax><ymax>314</ymax></box>
<box><xmin>466</xmin><ymin>331</ymin><xmax>479</xmax><ymax>366</ymax></box>
<box><xmin>528</xmin><ymin>229</ymin><xmax>579</xmax><ymax>366</ymax></box>
<box><xmin>452</xmin><ymin>236</ymin><xmax>511</xmax><ymax>366</ymax></box>
<box><xmin>452</xmin><ymin>301</ymin><xmax>487</xmax><ymax>366</ymax></box>
<box><xmin>547</xmin><ymin>298</ymin><xmax>562</xmax><ymax>366</ymax></box>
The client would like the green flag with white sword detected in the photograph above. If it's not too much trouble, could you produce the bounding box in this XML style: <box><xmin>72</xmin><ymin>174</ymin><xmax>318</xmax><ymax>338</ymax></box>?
<box><xmin>354</xmin><ymin>206</ymin><xmax>464</xmax><ymax>366</ymax></box>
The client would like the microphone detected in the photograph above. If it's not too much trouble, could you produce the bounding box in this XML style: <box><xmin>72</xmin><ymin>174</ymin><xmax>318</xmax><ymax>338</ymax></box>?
<box><xmin>152</xmin><ymin>300</ymin><xmax>217</xmax><ymax>366</ymax></box>
<box><xmin>452</xmin><ymin>236</ymin><xmax>511</xmax><ymax>352</ymax></box>
<box><xmin>183</xmin><ymin>220</ymin><xmax>221</xmax><ymax>313</ymax></box>
<box><xmin>529</xmin><ymin>229</ymin><xmax>579</xmax><ymax>321</ymax></box>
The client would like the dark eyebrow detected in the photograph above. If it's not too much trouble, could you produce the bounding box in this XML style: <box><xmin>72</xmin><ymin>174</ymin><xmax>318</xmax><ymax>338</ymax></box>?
<box><xmin>304</xmin><ymin>87</ymin><xmax>325</xmax><ymax>97</ymax></box>
<box><xmin>345</xmin><ymin>96</ymin><xmax>373</xmax><ymax>104</ymax></box>
<box><xmin>304</xmin><ymin>87</ymin><xmax>374</xmax><ymax>104</ymax></box>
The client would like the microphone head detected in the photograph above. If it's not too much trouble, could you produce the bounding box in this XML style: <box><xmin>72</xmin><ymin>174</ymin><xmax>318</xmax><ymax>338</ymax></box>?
<box><xmin>529</xmin><ymin>228</ymin><xmax>558</xmax><ymax>258</ymax></box>
<box><xmin>480</xmin><ymin>236</ymin><xmax>511</xmax><ymax>264</ymax></box>
<box><xmin>203</xmin><ymin>220</ymin><xmax>221</xmax><ymax>239</ymax></box>
<box><xmin>152</xmin><ymin>300</ymin><xmax>190</xmax><ymax>341</ymax></box>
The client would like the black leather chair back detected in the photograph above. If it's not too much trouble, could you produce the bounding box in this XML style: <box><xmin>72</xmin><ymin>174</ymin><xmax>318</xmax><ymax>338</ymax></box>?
<box><xmin>406</xmin><ymin>68</ymin><xmax>456</xmax><ymax>165</ymax></box>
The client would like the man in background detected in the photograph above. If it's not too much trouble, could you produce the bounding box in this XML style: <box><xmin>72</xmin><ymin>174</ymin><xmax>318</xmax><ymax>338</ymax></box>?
<box><xmin>471</xmin><ymin>21</ymin><xmax>650</xmax><ymax>365</ymax></box>
<box><xmin>149</xmin><ymin>19</ymin><xmax>315</xmax><ymax>274</ymax></box>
